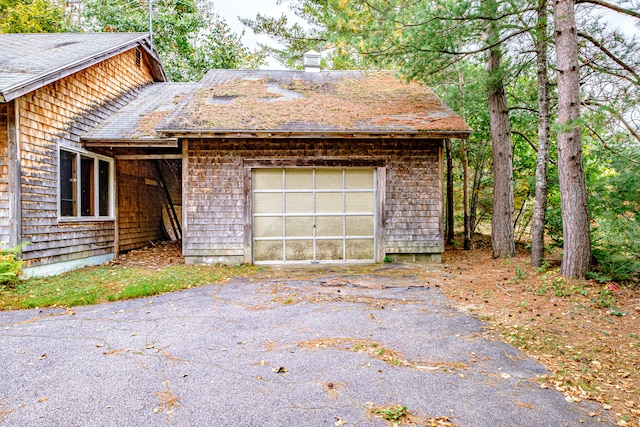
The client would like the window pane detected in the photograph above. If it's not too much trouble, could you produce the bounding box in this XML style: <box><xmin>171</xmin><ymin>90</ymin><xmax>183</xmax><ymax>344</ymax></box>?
<box><xmin>80</xmin><ymin>156</ymin><xmax>94</xmax><ymax>216</ymax></box>
<box><xmin>254</xmin><ymin>216</ymin><xmax>283</xmax><ymax>238</ymax></box>
<box><xmin>60</xmin><ymin>150</ymin><xmax>77</xmax><ymax>216</ymax></box>
<box><xmin>316</xmin><ymin>192</ymin><xmax>343</xmax><ymax>213</ymax></box>
<box><xmin>315</xmin><ymin>169</ymin><xmax>343</xmax><ymax>189</ymax></box>
<box><xmin>285</xmin><ymin>169</ymin><xmax>312</xmax><ymax>189</ymax></box>
<box><xmin>346</xmin><ymin>216</ymin><xmax>374</xmax><ymax>236</ymax></box>
<box><xmin>285</xmin><ymin>216</ymin><xmax>313</xmax><ymax>238</ymax></box>
<box><xmin>254</xmin><ymin>193</ymin><xmax>282</xmax><ymax>214</ymax></box>
<box><xmin>285</xmin><ymin>192</ymin><xmax>313</xmax><ymax>213</ymax></box>
<box><xmin>98</xmin><ymin>160</ymin><xmax>110</xmax><ymax>216</ymax></box>
<box><xmin>346</xmin><ymin>192</ymin><xmax>374</xmax><ymax>212</ymax></box>
<box><xmin>316</xmin><ymin>216</ymin><xmax>343</xmax><ymax>237</ymax></box>
<box><xmin>345</xmin><ymin>169</ymin><xmax>373</xmax><ymax>189</ymax></box>
<box><xmin>254</xmin><ymin>169</ymin><xmax>283</xmax><ymax>190</ymax></box>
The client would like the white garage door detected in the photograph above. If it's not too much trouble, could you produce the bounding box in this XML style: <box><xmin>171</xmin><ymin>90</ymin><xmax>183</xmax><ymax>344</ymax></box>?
<box><xmin>253</xmin><ymin>168</ymin><xmax>375</xmax><ymax>263</ymax></box>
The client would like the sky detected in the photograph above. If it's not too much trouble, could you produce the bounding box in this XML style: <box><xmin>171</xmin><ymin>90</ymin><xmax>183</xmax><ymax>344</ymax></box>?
<box><xmin>212</xmin><ymin>0</ymin><xmax>294</xmax><ymax>64</ymax></box>
<box><xmin>210</xmin><ymin>0</ymin><xmax>639</xmax><ymax>69</ymax></box>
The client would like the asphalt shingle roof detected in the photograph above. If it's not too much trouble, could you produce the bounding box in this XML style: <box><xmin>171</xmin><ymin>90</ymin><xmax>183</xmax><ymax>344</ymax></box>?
<box><xmin>0</xmin><ymin>32</ymin><xmax>164</xmax><ymax>102</ymax></box>
<box><xmin>83</xmin><ymin>82</ymin><xmax>197</xmax><ymax>142</ymax></box>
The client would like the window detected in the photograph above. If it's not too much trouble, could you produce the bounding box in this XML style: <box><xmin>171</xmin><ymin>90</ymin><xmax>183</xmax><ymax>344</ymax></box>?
<box><xmin>59</xmin><ymin>148</ymin><xmax>114</xmax><ymax>219</ymax></box>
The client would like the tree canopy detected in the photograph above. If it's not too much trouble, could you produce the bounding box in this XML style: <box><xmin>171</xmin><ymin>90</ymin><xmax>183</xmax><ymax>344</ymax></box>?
<box><xmin>82</xmin><ymin>0</ymin><xmax>264</xmax><ymax>81</ymax></box>
<box><xmin>0</xmin><ymin>0</ymin><xmax>76</xmax><ymax>33</ymax></box>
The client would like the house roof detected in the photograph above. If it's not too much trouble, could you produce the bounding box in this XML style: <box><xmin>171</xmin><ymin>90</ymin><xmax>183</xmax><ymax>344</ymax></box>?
<box><xmin>83</xmin><ymin>82</ymin><xmax>197</xmax><ymax>147</ymax></box>
<box><xmin>0</xmin><ymin>32</ymin><xmax>166</xmax><ymax>103</ymax></box>
<box><xmin>156</xmin><ymin>69</ymin><xmax>471</xmax><ymax>139</ymax></box>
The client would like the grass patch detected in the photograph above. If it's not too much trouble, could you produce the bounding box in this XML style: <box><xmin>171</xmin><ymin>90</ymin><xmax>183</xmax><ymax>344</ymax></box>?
<box><xmin>0</xmin><ymin>264</ymin><xmax>260</xmax><ymax>310</ymax></box>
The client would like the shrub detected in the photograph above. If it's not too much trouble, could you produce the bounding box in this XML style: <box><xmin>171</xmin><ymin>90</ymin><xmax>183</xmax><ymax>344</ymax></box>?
<box><xmin>0</xmin><ymin>243</ymin><xmax>28</xmax><ymax>286</ymax></box>
<box><xmin>589</xmin><ymin>247</ymin><xmax>640</xmax><ymax>286</ymax></box>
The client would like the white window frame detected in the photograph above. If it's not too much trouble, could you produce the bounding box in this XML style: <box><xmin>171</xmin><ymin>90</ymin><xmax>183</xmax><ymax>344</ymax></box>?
<box><xmin>58</xmin><ymin>146</ymin><xmax>115</xmax><ymax>222</ymax></box>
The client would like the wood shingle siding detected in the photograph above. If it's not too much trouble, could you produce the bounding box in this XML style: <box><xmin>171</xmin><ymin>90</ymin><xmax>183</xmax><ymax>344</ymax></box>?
<box><xmin>0</xmin><ymin>103</ymin><xmax>8</xmax><ymax>243</ymax></box>
<box><xmin>184</xmin><ymin>138</ymin><xmax>443</xmax><ymax>264</ymax></box>
<box><xmin>17</xmin><ymin>48</ymin><xmax>156</xmax><ymax>267</ymax></box>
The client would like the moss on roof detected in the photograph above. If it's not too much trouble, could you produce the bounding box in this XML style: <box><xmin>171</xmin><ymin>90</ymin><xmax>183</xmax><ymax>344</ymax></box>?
<box><xmin>159</xmin><ymin>71</ymin><xmax>470</xmax><ymax>134</ymax></box>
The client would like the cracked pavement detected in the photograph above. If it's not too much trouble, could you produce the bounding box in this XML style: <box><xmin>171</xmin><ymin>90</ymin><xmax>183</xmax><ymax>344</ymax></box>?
<box><xmin>0</xmin><ymin>265</ymin><xmax>611</xmax><ymax>426</ymax></box>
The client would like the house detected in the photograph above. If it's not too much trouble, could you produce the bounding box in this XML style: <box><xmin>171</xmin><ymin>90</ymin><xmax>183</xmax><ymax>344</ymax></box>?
<box><xmin>1</xmin><ymin>34</ymin><xmax>470</xmax><ymax>276</ymax></box>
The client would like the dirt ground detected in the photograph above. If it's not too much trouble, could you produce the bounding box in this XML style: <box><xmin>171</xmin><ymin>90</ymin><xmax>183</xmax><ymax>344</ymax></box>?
<box><xmin>116</xmin><ymin>240</ymin><xmax>640</xmax><ymax>426</ymax></box>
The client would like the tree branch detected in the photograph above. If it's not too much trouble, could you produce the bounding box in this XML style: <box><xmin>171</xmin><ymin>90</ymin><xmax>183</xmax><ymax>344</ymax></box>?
<box><xmin>583</xmin><ymin>100</ymin><xmax>640</xmax><ymax>142</ymax></box>
<box><xmin>512</xmin><ymin>130</ymin><xmax>558</xmax><ymax>164</ymax></box>
<box><xmin>575</xmin><ymin>0</ymin><xmax>640</xmax><ymax>19</ymax></box>
<box><xmin>578</xmin><ymin>31</ymin><xmax>640</xmax><ymax>83</ymax></box>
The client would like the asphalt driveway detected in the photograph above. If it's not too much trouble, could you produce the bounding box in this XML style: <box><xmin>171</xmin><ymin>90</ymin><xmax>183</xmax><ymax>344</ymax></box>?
<box><xmin>0</xmin><ymin>265</ymin><xmax>611</xmax><ymax>426</ymax></box>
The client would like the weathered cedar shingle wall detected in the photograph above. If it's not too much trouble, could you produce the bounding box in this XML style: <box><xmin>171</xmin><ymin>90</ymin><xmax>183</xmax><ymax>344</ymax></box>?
<box><xmin>385</xmin><ymin>148</ymin><xmax>443</xmax><ymax>254</ymax></box>
<box><xmin>18</xmin><ymin>48</ymin><xmax>156</xmax><ymax>266</ymax></box>
<box><xmin>184</xmin><ymin>138</ymin><xmax>443</xmax><ymax>263</ymax></box>
<box><xmin>117</xmin><ymin>160</ymin><xmax>164</xmax><ymax>252</ymax></box>
<box><xmin>0</xmin><ymin>104</ymin><xmax>8</xmax><ymax>243</ymax></box>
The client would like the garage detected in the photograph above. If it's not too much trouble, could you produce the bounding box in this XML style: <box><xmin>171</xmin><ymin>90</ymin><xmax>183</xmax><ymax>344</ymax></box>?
<box><xmin>252</xmin><ymin>168</ymin><xmax>376</xmax><ymax>263</ymax></box>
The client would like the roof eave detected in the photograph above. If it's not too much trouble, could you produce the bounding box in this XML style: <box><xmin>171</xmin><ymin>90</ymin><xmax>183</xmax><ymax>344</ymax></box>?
<box><xmin>0</xmin><ymin>34</ymin><xmax>166</xmax><ymax>103</ymax></box>
<box><xmin>157</xmin><ymin>129</ymin><xmax>473</xmax><ymax>139</ymax></box>
<box><xmin>83</xmin><ymin>138</ymin><xmax>178</xmax><ymax>148</ymax></box>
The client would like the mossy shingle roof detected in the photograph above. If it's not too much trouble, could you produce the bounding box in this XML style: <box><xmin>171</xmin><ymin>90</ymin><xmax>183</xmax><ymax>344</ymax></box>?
<box><xmin>156</xmin><ymin>69</ymin><xmax>470</xmax><ymax>138</ymax></box>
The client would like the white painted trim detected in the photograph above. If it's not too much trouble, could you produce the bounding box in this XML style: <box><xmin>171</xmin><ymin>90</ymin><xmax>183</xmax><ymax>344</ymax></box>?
<box><xmin>22</xmin><ymin>253</ymin><xmax>115</xmax><ymax>278</ymax></box>
<box><xmin>58</xmin><ymin>145</ymin><xmax>115</xmax><ymax>221</ymax></box>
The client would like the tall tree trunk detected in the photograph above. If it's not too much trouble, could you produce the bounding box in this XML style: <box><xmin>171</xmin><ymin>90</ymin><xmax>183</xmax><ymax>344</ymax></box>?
<box><xmin>458</xmin><ymin>70</ymin><xmax>472</xmax><ymax>250</ymax></box>
<box><xmin>470</xmin><ymin>157</ymin><xmax>485</xmax><ymax>234</ymax></box>
<box><xmin>445</xmin><ymin>139</ymin><xmax>455</xmax><ymax>246</ymax></box>
<box><xmin>485</xmin><ymin>0</ymin><xmax>516</xmax><ymax>258</ymax></box>
<box><xmin>462</xmin><ymin>138</ymin><xmax>472</xmax><ymax>250</ymax></box>
<box><xmin>531</xmin><ymin>0</ymin><xmax>551</xmax><ymax>267</ymax></box>
<box><xmin>554</xmin><ymin>0</ymin><xmax>591</xmax><ymax>277</ymax></box>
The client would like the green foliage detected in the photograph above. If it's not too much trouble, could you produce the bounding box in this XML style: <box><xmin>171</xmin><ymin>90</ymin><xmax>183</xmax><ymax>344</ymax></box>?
<box><xmin>0</xmin><ymin>0</ymin><xmax>76</xmax><ymax>33</ymax></box>
<box><xmin>0</xmin><ymin>243</ymin><xmax>29</xmax><ymax>286</ymax></box>
<box><xmin>372</xmin><ymin>405</ymin><xmax>408</xmax><ymax>422</ymax></box>
<box><xmin>83</xmin><ymin>0</ymin><xmax>263</xmax><ymax>81</ymax></box>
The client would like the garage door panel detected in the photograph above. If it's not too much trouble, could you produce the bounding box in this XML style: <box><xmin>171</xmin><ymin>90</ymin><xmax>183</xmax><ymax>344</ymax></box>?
<box><xmin>254</xmin><ymin>240</ymin><xmax>283</xmax><ymax>261</ymax></box>
<box><xmin>316</xmin><ymin>192</ymin><xmax>343</xmax><ymax>213</ymax></box>
<box><xmin>285</xmin><ymin>216</ymin><xmax>313</xmax><ymax>237</ymax></box>
<box><xmin>254</xmin><ymin>216</ymin><xmax>283</xmax><ymax>238</ymax></box>
<box><xmin>346</xmin><ymin>216</ymin><xmax>374</xmax><ymax>236</ymax></box>
<box><xmin>346</xmin><ymin>239</ymin><xmax>375</xmax><ymax>259</ymax></box>
<box><xmin>316</xmin><ymin>239</ymin><xmax>344</xmax><ymax>260</ymax></box>
<box><xmin>316</xmin><ymin>169</ymin><xmax>343</xmax><ymax>189</ymax></box>
<box><xmin>254</xmin><ymin>193</ymin><xmax>282</xmax><ymax>214</ymax></box>
<box><xmin>316</xmin><ymin>216</ymin><xmax>343</xmax><ymax>237</ymax></box>
<box><xmin>346</xmin><ymin>192</ymin><xmax>374</xmax><ymax>212</ymax></box>
<box><xmin>286</xmin><ymin>240</ymin><xmax>313</xmax><ymax>260</ymax></box>
<box><xmin>346</xmin><ymin>168</ymin><xmax>374</xmax><ymax>189</ymax></box>
<box><xmin>254</xmin><ymin>169</ymin><xmax>283</xmax><ymax>190</ymax></box>
<box><xmin>285</xmin><ymin>169</ymin><xmax>313</xmax><ymax>189</ymax></box>
<box><xmin>286</xmin><ymin>192</ymin><xmax>313</xmax><ymax>213</ymax></box>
